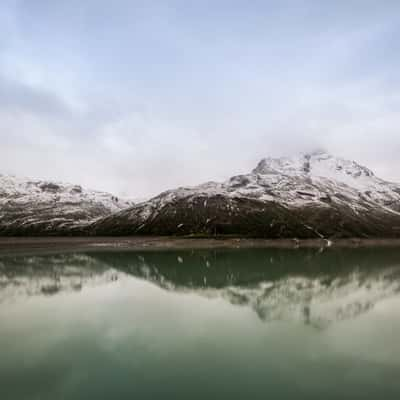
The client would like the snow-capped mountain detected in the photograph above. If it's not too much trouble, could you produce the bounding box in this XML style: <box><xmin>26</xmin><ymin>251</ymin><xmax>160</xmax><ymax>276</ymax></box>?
<box><xmin>245</xmin><ymin>150</ymin><xmax>400</xmax><ymax>209</ymax></box>
<box><xmin>0</xmin><ymin>174</ymin><xmax>132</xmax><ymax>235</ymax></box>
<box><xmin>2</xmin><ymin>152</ymin><xmax>400</xmax><ymax>237</ymax></box>
<box><xmin>92</xmin><ymin>151</ymin><xmax>400</xmax><ymax>238</ymax></box>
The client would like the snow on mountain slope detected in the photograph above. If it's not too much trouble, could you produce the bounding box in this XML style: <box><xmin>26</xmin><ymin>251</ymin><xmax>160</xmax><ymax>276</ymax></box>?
<box><xmin>92</xmin><ymin>151</ymin><xmax>400</xmax><ymax>238</ymax></box>
<box><xmin>3</xmin><ymin>152</ymin><xmax>400</xmax><ymax>237</ymax></box>
<box><xmin>0</xmin><ymin>174</ymin><xmax>130</xmax><ymax>211</ymax></box>
<box><xmin>245</xmin><ymin>150</ymin><xmax>400</xmax><ymax>209</ymax></box>
<box><xmin>118</xmin><ymin>150</ymin><xmax>400</xmax><ymax>213</ymax></box>
<box><xmin>0</xmin><ymin>174</ymin><xmax>132</xmax><ymax>235</ymax></box>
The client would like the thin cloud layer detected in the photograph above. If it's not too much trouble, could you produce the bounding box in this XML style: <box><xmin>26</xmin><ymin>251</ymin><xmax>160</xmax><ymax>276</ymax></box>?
<box><xmin>1</xmin><ymin>1</ymin><xmax>400</xmax><ymax>197</ymax></box>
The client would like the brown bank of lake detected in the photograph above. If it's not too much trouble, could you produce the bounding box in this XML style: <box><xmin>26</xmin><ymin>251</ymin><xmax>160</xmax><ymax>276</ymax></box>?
<box><xmin>1</xmin><ymin>236</ymin><xmax>400</xmax><ymax>255</ymax></box>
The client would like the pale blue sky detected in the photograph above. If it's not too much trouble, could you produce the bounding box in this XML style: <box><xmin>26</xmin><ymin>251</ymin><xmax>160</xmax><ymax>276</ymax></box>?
<box><xmin>1</xmin><ymin>1</ymin><xmax>400</xmax><ymax>197</ymax></box>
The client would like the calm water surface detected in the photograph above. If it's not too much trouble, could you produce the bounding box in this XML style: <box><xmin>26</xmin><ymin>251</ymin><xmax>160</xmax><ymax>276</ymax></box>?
<box><xmin>1</xmin><ymin>247</ymin><xmax>400</xmax><ymax>399</ymax></box>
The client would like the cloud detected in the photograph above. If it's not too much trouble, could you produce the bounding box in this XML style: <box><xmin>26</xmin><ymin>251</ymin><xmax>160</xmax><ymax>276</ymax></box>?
<box><xmin>0</xmin><ymin>1</ymin><xmax>400</xmax><ymax>197</ymax></box>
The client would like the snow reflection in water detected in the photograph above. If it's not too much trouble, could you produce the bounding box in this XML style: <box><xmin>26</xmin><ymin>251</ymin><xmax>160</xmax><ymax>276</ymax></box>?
<box><xmin>1</xmin><ymin>248</ymin><xmax>400</xmax><ymax>399</ymax></box>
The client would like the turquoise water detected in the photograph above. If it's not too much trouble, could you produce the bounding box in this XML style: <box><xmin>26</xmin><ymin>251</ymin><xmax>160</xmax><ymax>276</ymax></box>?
<box><xmin>1</xmin><ymin>248</ymin><xmax>400</xmax><ymax>399</ymax></box>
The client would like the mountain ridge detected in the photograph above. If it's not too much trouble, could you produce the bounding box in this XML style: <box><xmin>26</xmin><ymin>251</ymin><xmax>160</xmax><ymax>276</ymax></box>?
<box><xmin>2</xmin><ymin>152</ymin><xmax>400</xmax><ymax>237</ymax></box>
<box><xmin>0</xmin><ymin>173</ymin><xmax>132</xmax><ymax>235</ymax></box>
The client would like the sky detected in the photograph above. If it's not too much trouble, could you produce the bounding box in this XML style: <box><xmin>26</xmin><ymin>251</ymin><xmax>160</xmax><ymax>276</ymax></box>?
<box><xmin>1</xmin><ymin>0</ymin><xmax>400</xmax><ymax>198</ymax></box>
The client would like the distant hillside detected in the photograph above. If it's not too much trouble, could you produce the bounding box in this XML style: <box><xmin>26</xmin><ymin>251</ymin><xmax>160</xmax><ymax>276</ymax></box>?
<box><xmin>0</xmin><ymin>174</ymin><xmax>132</xmax><ymax>235</ymax></box>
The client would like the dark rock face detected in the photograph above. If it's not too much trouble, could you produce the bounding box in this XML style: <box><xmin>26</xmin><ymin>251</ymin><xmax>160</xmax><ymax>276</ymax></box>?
<box><xmin>39</xmin><ymin>183</ymin><xmax>61</xmax><ymax>193</ymax></box>
<box><xmin>92</xmin><ymin>195</ymin><xmax>313</xmax><ymax>237</ymax></box>
<box><xmin>90</xmin><ymin>194</ymin><xmax>400</xmax><ymax>239</ymax></box>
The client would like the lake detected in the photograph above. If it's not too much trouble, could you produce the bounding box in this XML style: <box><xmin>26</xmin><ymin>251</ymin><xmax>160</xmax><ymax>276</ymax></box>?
<box><xmin>1</xmin><ymin>247</ymin><xmax>400</xmax><ymax>399</ymax></box>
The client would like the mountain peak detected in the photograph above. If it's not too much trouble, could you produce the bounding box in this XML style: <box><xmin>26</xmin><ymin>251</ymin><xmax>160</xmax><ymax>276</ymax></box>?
<box><xmin>252</xmin><ymin>152</ymin><xmax>375</xmax><ymax>182</ymax></box>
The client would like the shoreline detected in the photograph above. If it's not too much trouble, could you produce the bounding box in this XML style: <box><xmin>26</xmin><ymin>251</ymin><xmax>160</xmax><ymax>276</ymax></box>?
<box><xmin>1</xmin><ymin>236</ymin><xmax>400</xmax><ymax>255</ymax></box>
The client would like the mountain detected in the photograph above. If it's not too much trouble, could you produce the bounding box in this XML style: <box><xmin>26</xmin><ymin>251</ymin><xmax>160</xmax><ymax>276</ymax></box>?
<box><xmin>2</xmin><ymin>152</ymin><xmax>400</xmax><ymax>237</ymax></box>
<box><xmin>0</xmin><ymin>174</ymin><xmax>132</xmax><ymax>235</ymax></box>
<box><xmin>91</xmin><ymin>151</ymin><xmax>400</xmax><ymax>238</ymax></box>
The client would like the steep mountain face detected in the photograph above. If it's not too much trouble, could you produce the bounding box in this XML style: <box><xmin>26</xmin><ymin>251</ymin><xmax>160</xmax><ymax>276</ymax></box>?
<box><xmin>92</xmin><ymin>151</ymin><xmax>400</xmax><ymax>238</ymax></box>
<box><xmin>0</xmin><ymin>174</ymin><xmax>132</xmax><ymax>235</ymax></box>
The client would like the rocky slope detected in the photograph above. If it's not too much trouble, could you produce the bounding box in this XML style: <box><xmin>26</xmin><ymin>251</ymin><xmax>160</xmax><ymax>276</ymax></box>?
<box><xmin>0</xmin><ymin>174</ymin><xmax>132</xmax><ymax>235</ymax></box>
<box><xmin>91</xmin><ymin>151</ymin><xmax>400</xmax><ymax>238</ymax></box>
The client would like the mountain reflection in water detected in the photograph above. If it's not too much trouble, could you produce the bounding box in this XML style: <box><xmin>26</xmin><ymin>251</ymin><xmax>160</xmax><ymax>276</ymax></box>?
<box><xmin>2</xmin><ymin>247</ymin><xmax>400</xmax><ymax>329</ymax></box>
